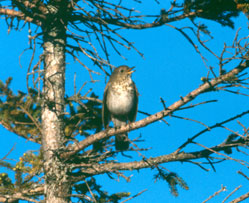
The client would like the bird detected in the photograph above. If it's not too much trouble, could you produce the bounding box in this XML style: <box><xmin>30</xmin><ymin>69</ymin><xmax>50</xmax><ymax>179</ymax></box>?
<box><xmin>102</xmin><ymin>65</ymin><xmax>138</xmax><ymax>151</ymax></box>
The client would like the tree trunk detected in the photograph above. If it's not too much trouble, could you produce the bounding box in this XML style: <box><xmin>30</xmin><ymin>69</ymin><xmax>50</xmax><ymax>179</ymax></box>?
<box><xmin>41</xmin><ymin>5</ymin><xmax>70</xmax><ymax>202</ymax></box>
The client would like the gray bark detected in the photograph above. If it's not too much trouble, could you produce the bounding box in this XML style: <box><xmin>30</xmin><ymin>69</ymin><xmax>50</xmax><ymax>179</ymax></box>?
<box><xmin>41</xmin><ymin>5</ymin><xmax>70</xmax><ymax>202</ymax></box>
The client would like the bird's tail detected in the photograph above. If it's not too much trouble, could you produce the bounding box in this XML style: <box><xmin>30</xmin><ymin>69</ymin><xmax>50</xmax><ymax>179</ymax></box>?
<box><xmin>112</xmin><ymin>117</ymin><xmax>130</xmax><ymax>151</ymax></box>
<box><xmin>115</xmin><ymin>133</ymin><xmax>129</xmax><ymax>151</ymax></box>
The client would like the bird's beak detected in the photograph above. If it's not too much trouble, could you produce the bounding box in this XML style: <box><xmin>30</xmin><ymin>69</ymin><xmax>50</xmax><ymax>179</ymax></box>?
<box><xmin>127</xmin><ymin>66</ymin><xmax>135</xmax><ymax>74</ymax></box>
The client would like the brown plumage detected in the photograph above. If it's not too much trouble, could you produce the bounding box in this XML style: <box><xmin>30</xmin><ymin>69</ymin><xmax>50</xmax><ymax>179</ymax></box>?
<box><xmin>102</xmin><ymin>65</ymin><xmax>138</xmax><ymax>150</ymax></box>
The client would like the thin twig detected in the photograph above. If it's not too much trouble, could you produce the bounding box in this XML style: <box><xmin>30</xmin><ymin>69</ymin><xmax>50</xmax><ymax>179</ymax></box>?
<box><xmin>202</xmin><ymin>185</ymin><xmax>226</xmax><ymax>203</ymax></box>
<box><xmin>222</xmin><ymin>185</ymin><xmax>242</xmax><ymax>203</ymax></box>
<box><xmin>121</xmin><ymin>189</ymin><xmax>148</xmax><ymax>203</ymax></box>
<box><xmin>237</xmin><ymin>171</ymin><xmax>249</xmax><ymax>181</ymax></box>
<box><xmin>1</xmin><ymin>144</ymin><xmax>16</xmax><ymax>161</ymax></box>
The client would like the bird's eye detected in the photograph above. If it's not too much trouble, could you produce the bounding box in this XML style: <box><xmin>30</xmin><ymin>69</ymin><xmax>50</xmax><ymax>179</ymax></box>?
<box><xmin>120</xmin><ymin>69</ymin><xmax>124</xmax><ymax>73</ymax></box>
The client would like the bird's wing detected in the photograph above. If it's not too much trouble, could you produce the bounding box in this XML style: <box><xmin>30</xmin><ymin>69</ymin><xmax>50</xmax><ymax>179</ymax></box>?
<box><xmin>128</xmin><ymin>82</ymin><xmax>139</xmax><ymax>122</ymax></box>
<box><xmin>102</xmin><ymin>84</ymin><xmax>111</xmax><ymax>128</ymax></box>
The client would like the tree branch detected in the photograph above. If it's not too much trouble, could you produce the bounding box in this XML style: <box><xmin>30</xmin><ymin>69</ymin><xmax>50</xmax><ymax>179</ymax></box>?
<box><xmin>72</xmin><ymin>10</ymin><xmax>204</xmax><ymax>30</ymax></box>
<box><xmin>72</xmin><ymin>140</ymin><xmax>248</xmax><ymax>177</ymax></box>
<box><xmin>229</xmin><ymin>192</ymin><xmax>249</xmax><ymax>203</ymax></box>
<box><xmin>0</xmin><ymin>8</ymin><xmax>40</xmax><ymax>25</ymax></box>
<box><xmin>0</xmin><ymin>186</ymin><xmax>43</xmax><ymax>203</ymax></box>
<box><xmin>62</xmin><ymin>59</ymin><xmax>249</xmax><ymax>159</ymax></box>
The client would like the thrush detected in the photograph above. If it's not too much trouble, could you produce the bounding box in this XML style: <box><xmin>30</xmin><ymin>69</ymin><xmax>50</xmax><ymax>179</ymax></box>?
<box><xmin>102</xmin><ymin>65</ymin><xmax>138</xmax><ymax>151</ymax></box>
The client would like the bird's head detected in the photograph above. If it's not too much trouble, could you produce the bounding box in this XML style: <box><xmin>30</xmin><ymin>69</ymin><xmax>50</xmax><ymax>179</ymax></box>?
<box><xmin>110</xmin><ymin>65</ymin><xmax>135</xmax><ymax>81</ymax></box>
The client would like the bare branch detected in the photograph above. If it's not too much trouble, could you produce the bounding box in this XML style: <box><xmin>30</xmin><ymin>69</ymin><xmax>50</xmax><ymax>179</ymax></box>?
<box><xmin>176</xmin><ymin>110</ymin><xmax>249</xmax><ymax>154</ymax></box>
<box><xmin>193</xmin><ymin>142</ymin><xmax>249</xmax><ymax>168</ymax></box>
<box><xmin>229</xmin><ymin>192</ymin><xmax>249</xmax><ymax>203</ymax></box>
<box><xmin>121</xmin><ymin>189</ymin><xmax>148</xmax><ymax>203</ymax></box>
<box><xmin>71</xmin><ymin>140</ymin><xmax>248</xmax><ymax>177</ymax></box>
<box><xmin>0</xmin><ymin>8</ymin><xmax>40</xmax><ymax>25</ymax></box>
<box><xmin>202</xmin><ymin>185</ymin><xmax>226</xmax><ymax>203</ymax></box>
<box><xmin>222</xmin><ymin>185</ymin><xmax>242</xmax><ymax>203</ymax></box>
<box><xmin>0</xmin><ymin>186</ymin><xmax>43</xmax><ymax>203</ymax></box>
<box><xmin>63</xmin><ymin>60</ymin><xmax>249</xmax><ymax>158</ymax></box>
<box><xmin>0</xmin><ymin>144</ymin><xmax>16</xmax><ymax>161</ymax></box>
<box><xmin>237</xmin><ymin>171</ymin><xmax>249</xmax><ymax>181</ymax></box>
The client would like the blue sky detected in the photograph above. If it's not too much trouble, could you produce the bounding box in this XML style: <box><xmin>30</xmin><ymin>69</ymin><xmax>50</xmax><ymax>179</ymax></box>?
<box><xmin>1</xmin><ymin>1</ymin><xmax>249</xmax><ymax>202</ymax></box>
